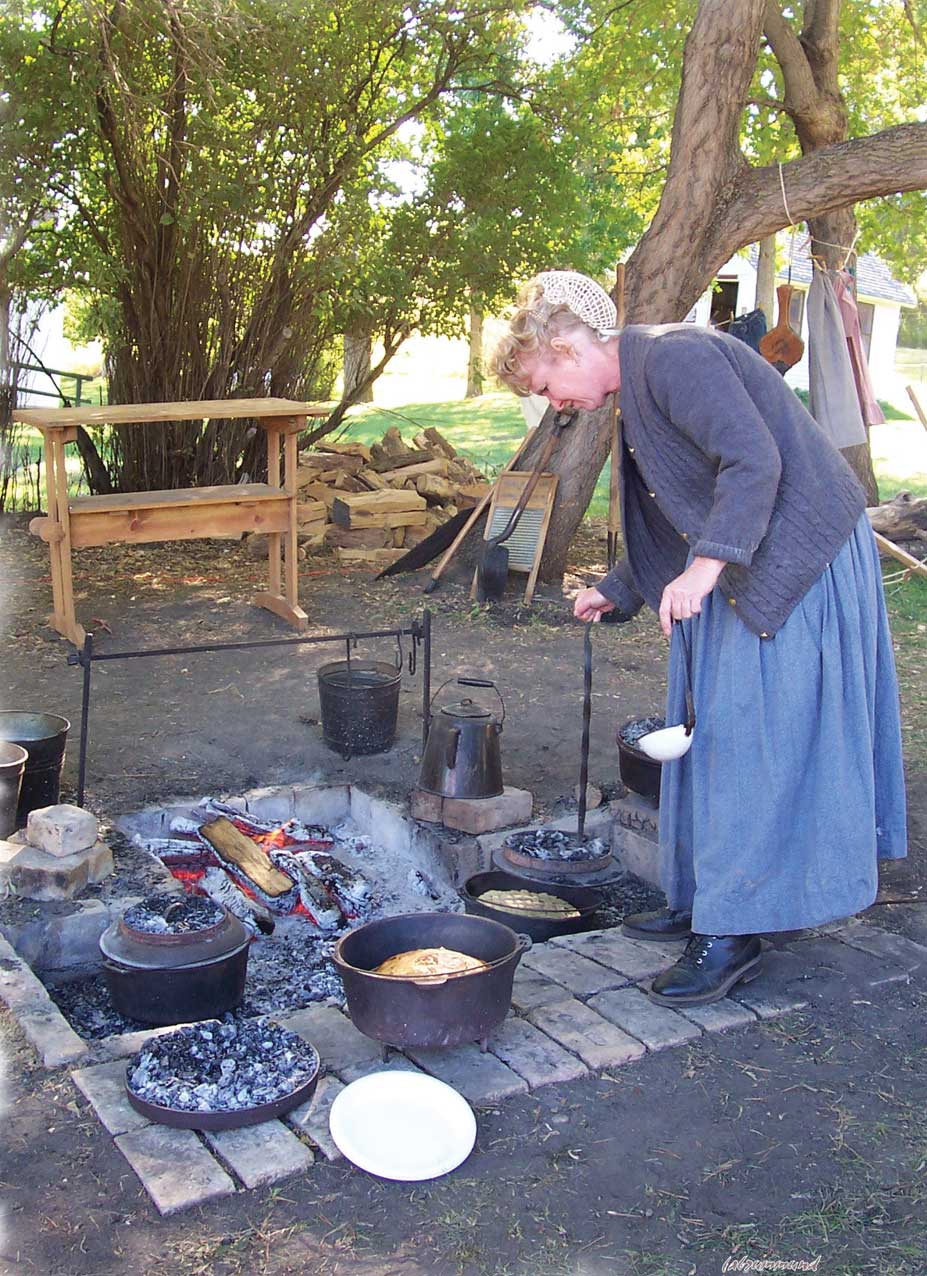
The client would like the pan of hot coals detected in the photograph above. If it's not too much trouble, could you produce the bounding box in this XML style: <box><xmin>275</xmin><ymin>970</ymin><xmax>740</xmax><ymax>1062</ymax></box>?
<box><xmin>125</xmin><ymin>1017</ymin><xmax>320</xmax><ymax>1130</ymax></box>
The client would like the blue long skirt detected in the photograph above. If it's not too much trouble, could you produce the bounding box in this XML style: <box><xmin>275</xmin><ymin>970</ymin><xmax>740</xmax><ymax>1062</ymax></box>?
<box><xmin>659</xmin><ymin>515</ymin><xmax>907</xmax><ymax>935</ymax></box>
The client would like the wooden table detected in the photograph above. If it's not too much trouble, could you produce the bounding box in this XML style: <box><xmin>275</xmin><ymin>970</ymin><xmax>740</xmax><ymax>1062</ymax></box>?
<box><xmin>14</xmin><ymin>398</ymin><xmax>332</xmax><ymax>645</ymax></box>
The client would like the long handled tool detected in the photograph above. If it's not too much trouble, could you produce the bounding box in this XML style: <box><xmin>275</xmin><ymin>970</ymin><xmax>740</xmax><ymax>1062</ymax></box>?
<box><xmin>417</xmin><ymin>428</ymin><xmax>538</xmax><ymax>594</ymax></box>
<box><xmin>607</xmin><ymin>395</ymin><xmax>621</xmax><ymax>569</ymax></box>
<box><xmin>577</xmin><ymin>624</ymin><xmax>593</xmax><ymax>840</ymax></box>
<box><xmin>475</xmin><ymin>410</ymin><xmax>576</xmax><ymax>602</ymax></box>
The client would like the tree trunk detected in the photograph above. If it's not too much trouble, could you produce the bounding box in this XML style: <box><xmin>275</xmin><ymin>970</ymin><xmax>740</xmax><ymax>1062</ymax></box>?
<box><xmin>343</xmin><ymin>325</ymin><xmax>373</xmax><ymax>403</ymax></box>
<box><xmin>756</xmin><ymin>234</ymin><xmax>777</xmax><ymax>321</ymax></box>
<box><xmin>466</xmin><ymin>307</ymin><xmax>484</xmax><ymax>398</ymax></box>
<box><xmin>507</xmin><ymin>0</ymin><xmax>926</xmax><ymax>581</ymax></box>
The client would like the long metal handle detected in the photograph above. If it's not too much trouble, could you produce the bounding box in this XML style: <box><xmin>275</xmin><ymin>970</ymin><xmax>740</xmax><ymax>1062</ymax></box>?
<box><xmin>675</xmin><ymin>621</ymin><xmax>696</xmax><ymax>733</ymax></box>
<box><xmin>577</xmin><ymin>624</ymin><xmax>593</xmax><ymax>840</ymax></box>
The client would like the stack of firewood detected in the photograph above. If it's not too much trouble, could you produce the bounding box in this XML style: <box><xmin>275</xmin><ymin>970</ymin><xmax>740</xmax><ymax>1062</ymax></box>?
<box><xmin>290</xmin><ymin>425</ymin><xmax>489</xmax><ymax>569</ymax></box>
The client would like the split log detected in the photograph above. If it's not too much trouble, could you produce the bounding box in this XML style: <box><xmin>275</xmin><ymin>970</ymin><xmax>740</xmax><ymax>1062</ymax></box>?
<box><xmin>377</xmin><ymin>457</ymin><xmax>448</xmax><ymax>484</ymax></box>
<box><xmin>416</xmin><ymin>473</ymin><xmax>457</xmax><ymax>504</ymax></box>
<box><xmin>335</xmin><ymin>547</ymin><xmax>405</xmax><ymax>569</ymax></box>
<box><xmin>456</xmin><ymin>482</ymin><xmax>491</xmax><ymax>508</ymax></box>
<box><xmin>199</xmin><ymin>817</ymin><xmax>294</xmax><ymax>897</ymax></box>
<box><xmin>356</xmin><ymin>468</ymin><xmax>389</xmax><ymax>491</ymax></box>
<box><xmin>866</xmin><ymin>492</ymin><xmax>927</xmax><ymax>541</ymax></box>
<box><xmin>296</xmin><ymin>453</ymin><xmax>364</xmax><ymax>483</ymax></box>
<box><xmin>347</xmin><ymin>508</ymin><xmax>429</xmax><ymax>530</ymax></box>
<box><xmin>296</xmin><ymin>499</ymin><xmax>327</xmax><ymax>526</ymax></box>
<box><xmin>370</xmin><ymin>445</ymin><xmax>436</xmax><ymax>473</ymax></box>
<box><xmin>324</xmin><ymin>524</ymin><xmax>393</xmax><ymax>549</ymax></box>
<box><xmin>413</xmin><ymin>426</ymin><xmax>457</xmax><ymax>459</ymax></box>
<box><xmin>318</xmin><ymin>440</ymin><xmax>372</xmax><ymax>462</ymax></box>
<box><xmin>331</xmin><ymin>489</ymin><xmax>427</xmax><ymax>528</ymax></box>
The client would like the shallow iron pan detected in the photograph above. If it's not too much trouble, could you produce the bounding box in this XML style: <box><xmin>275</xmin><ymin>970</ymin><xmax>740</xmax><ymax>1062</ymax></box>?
<box><xmin>461</xmin><ymin>870</ymin><xmax>602</xmax><ymax>943</ymax></box>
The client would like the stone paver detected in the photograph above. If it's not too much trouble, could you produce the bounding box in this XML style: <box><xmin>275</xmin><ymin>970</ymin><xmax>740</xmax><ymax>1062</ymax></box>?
<box><xmin>115</xmin><ymin>1125</ymin><xmax>235</xmax><ymax>1215</ymax></box>
<box><xmin>98</xmin><ymin>1023</ymin><xmax>178</xmax><ymax>1060</ymax></box>
<box><xmin>589</xmin><ymin>987</ymin><xmax>702</xmax><ymax>1051</ymax></box>
<box><xmin>287</xmin><ymin>1074</ymin><xmax>345</xmax><ymax>1161</ymax></box>
<box><xmin>0</xmin><ymin>935</ymin><xmax>88</xmax><ymax>1067</ymax></box>
<box><xmin>510</xmin><ymin>968</ymin><xmax>570</xmax><ymax>1013</ymax></box>
<box><xmin>781</xmin><ymin>937</ymin><xmax>910</xmax><ymax>997</ymax></box>
<box><xmin>522</xmin><ymin>945</ymin><xmax>630</xmax><ymax>998</ymax></box>
<box><xmin>823</xmin><ymin>924</ymin><xmax>927</xmax><ymax>977</ymax></box>
<box><xmin>282</xmin><ymin>1004</ymin><xmax>383</xmax><ymax>1074</ymax></box>
<box><xmin>205</xmin><ymin>1119</ymin><xmax>313</xmax><ymax>1189</ymax></box>
<box><xmin>405</xmin><ymin>1041</ymin><xmax>529</xmax><ymax>1104</ymax></box>
<box><xmin>527</xmin><ymin>997</ymin><xmax>646</xmax><ymax>1070</ymax></box>
<box><xmin>488</xmin><ymin>1016</ymin><xmax>588</xmax><ymax>1088</ymax></box>
<box><xmin>729</xmin><ymin>950</ymin><xmax>809</xmax><ymax>1019</ymax></box>
<box><xmin>338</xmin><ymin>1054</ymin><xmax>425</xmax><ymax>1085</ymax></box>
<box><xmin>676</xmin><ymin>997</ymin><xmax>758</xmax><ymax>1032</ymax></box>
<box><xmin>551</xmin><ymin>929</ymin><xmax>680</xmax><ymax>980</ymax></box>
<box><xmin>71</xmin><ymin>1059</ymin><xmax>151</xmax><ymax>1136</ymax></box>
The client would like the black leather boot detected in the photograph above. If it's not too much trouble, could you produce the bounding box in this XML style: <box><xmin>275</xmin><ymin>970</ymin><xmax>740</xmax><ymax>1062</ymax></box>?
<box><xmin>648</xmin><ymin>933</ymin><xmax>763</xmax><ymax>1006</ymax></box>
<box><xmin>622</xmin><ymin>907</ymin><xmax>692</xmax><ymax>942</ymax></box>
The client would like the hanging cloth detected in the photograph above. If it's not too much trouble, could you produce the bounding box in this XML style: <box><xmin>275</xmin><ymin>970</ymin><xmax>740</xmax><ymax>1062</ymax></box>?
<box><xmin>728</xmin><ymin>308</ymin><xmax>767</xmax><ymax>353</ymax></box>
<box><xmin>832</xmin><ymin>269</ymin><xmax>885</xmax><ymax>427</ymax></box>
<box><xmin>806</xmin><ymin>271</ymin><xmax>867</xmax><ymax>448</ymax></box>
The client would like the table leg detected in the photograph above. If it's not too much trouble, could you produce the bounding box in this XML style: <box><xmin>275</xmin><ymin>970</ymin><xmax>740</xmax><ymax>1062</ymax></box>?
<box><xmin>265</xmin><ymin>426</ymin><xmax>282</xmax><ymax>597</ymax></box>
<box><xmin>41</xmin><ymin>431</ymin><xmax>66</xmax><ymax>632</ymax></box>
<box><xmin>252</xmin><ymin>419</ymin><xmax>307</xmax><ymax>630</ymax></box>
<box><xmin>51</xmin><ymin>435</ymin><xmax>85</xmax><ymax>646</ymax></box>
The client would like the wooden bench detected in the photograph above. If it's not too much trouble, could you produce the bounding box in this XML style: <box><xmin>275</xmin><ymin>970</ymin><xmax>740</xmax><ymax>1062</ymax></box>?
<box><xmin>14</xmin><ymin>397</ymin><xmax>333</xmax><ymax>645</ymax></box>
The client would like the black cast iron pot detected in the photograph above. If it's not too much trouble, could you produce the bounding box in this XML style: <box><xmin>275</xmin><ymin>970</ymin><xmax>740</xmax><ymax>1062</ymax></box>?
<box><xmin>617</xmin><ymin>719</ymin><xmax>662</xmax><ymax>802</ymax></box>
<box><xmin>99</xmin><ymin>907</ymin><xmax>251</xmax><ymax>1026</ymax></box>
<box><xmin>461</xmin><ymin>870</ymin><xmax>603</xmax><ymax>943</ymax></box>
<box><xmin>332</xmin><ymin>911</ymin><xmax>531</xmax><ymax>1051</ymax></box>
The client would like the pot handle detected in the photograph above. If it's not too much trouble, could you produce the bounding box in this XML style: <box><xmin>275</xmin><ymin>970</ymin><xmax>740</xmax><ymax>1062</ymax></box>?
<box><xmin>445</xmin><ymin>725</ymin><xmax>460</xmax><ymax>771</ymax></box>
<box><xmin>456</xmin><ymin>677</ymin><xmax>505</xmax><ymax>727</ymax></box>
<box><xmin>412</xmin><ymin>975</ymin><xmax>450</xmax><ymax>987</ymax></box>
<box><xmin>515</xmin><ymin>933</ymin><xmax>533</xmax><ymax>954</ymax></box>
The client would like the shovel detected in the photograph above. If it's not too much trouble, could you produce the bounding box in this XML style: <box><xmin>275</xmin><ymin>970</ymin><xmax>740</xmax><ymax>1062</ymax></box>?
<box><xmin>475</xmin><ymin>410</ymin><xmax>576</xmax><ymax>603</ymax></box>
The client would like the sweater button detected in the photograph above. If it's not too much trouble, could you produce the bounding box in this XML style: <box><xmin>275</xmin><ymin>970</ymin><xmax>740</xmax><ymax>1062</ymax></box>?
<box><xmin>628</xmin><ymin>446</ymin><xmax>635</xmax><ymax>454</ymax></box>
<box><xmin>648</xmin><ymin>490</ymin><xmax>656</xmax><ymax>498</ymax></box>
<box><xmin>681</xmin><ymin>532</ymin><xmax>688</xmax><ymax>541</ymax></box>
<box><xmin>728</xmin><ymin>597</ymin><xmax>736</xmax><ymax>606</ymax></box>
<box><xmin>760</xmin><ymin>632</ymin><xmax>769</xmax><ymax>638</ymax></box>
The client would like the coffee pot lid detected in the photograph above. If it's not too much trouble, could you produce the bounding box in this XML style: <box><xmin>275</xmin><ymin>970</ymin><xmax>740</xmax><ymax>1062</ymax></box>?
<box><xmin>440</xmin><ymin>699</ymin><xmax>492</xmax><ymax>720</ymax></box>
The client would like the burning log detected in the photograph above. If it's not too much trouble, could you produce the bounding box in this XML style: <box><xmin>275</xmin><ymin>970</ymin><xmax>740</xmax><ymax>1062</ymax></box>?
<box><xmin>198</xmin><ymin>817</ymin><xmax>294</xmax><ymax>897</ymax></box>
<box><xmin>297</xmin><ymin>849</ymin><xmax>373</xmax><ymax>916</ymax></box>
<box><xmin>268</xmin><ymin>849</ymin><xmax>343</xmax><ymax>931</ymax></box>
<box><xmin>199</xmin><ymin>867</ymin><xmax>275</xmax><ymax>936</ymax></box>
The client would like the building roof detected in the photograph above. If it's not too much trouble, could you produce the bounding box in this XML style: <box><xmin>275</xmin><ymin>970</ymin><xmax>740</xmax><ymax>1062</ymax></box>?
<box><xmin>746</xmin><ymin>242</ymin><xmax>916</xmax><ymax>306</ymax></box>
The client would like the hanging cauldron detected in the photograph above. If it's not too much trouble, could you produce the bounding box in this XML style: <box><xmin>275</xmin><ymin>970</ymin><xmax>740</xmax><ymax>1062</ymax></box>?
<box><xmin>99</xmin><ymin>895</ymin><xmax>251</xmax><ymax>1026</ymax></box>
<box><xmin>419</xmin><ymin>678</ymin><xmax>504</xmax><ymax>800</ymax></box>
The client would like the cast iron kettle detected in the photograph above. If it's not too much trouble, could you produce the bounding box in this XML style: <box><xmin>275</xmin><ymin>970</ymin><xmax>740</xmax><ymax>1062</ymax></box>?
<box><xmin>419</xmin><ymin>677</ymin><xmax>505</xmax><ymax>800</ymax></box>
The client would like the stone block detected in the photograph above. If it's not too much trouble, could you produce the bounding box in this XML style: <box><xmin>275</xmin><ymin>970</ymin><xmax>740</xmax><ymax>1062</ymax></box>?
<box><xmin>405</xmin><ymin>1040</ymin><xmax>529</xmax><ymax>1104</ymax></box>
<box><xmin>282</xmin><ymin>1004</ymin><xmax>383</xmax><ymax>1076</ymax></box>
<box><xmin>243</xmin><ymin>785</ymin><xmax>295</xmax><ymax>823</ymax></box>
<box><xmin>589</xmin><ymin>987</ymin><xmax>702</xmax><ymax>1051</ymax></box>
<box><xmin>291</xmin><ymin>783</ymin><xmax>351</xmax><ymax>825</ymax></box>
<box><xmin>729</xmin><ymin>949</ymin><xmax>810</xmax><ymax>1019</ymax></box>
<box><xmin>552</xmin><ymin>930</ymin><xmax>676</xmax><ymax>980</ymax></box>
<box><xmin>826</xmin><ymin>924</ymin><xmax>927</xmax><ymax>977</ymax></box>
<box><xmin>489</xmin><ymin>1016</ymin><xmax>589</xmax><ymax>1088</ymax></box>
<box><xmin>337</xmin><ymin>1054</ymin><xmax>424</xmax><ymax>1086</ymax></box>
<box><xmin>287</xmin><ymin>1074</ymin><xmax>345</xmax><ymax>1161</ymax></box>
<box><xmin>441</xmin><ymin>787</ymin><xmax>533</xmax><ymax>836</ymax></box>
<box><xmin>781</xmin><ymin>936</ymin><xmax>910</xmax><ymax>996</ymax></box>
<box><xmin>611</xmin><ymin>823</ymin><xmax>661</xmax><ymax>888</ymax></box>
<box><xmin>204</xmin><ymin>1119</ymin><xmax>314</xmax><ymax>1189</ymax></box>
<box><xmin>0</xmin><ymin>840</ymin><xmax>22</xmax><ymax>891</ymax></box>
<box><xmin>351</xmin><ymin>791</ymin><xmax>418</xmax><ymax>856</ymax></box>
<box><xmin>527</xmin><ymin>997</ymin><xmax>646</xmax><ymax>1070</ymax></box>
<box><xmin>115</xmin><ymin>1125</ymin><xmax>235</xmax><ymax>1215</ymax></box>
<box><xmin>9</xmin><ymin>841</ymin><xmax>112</xmax><ymax>901</ymax></box>
<box><xmin>410</xmin><ymin>788</ymin><xmax>444</xmax><ymax>824</ymax></box>
<box><xmin>27</xmin><ymin>804</ymin><xmax>99</xmax><ymax>858</ymax></box>
<box><xmin>97</xmin><ymin>1023</ymin><xmax>179</xmax><ymax>1060</ymax></box>
<box><xmin>676</xmin><ymin>997</ymin><xmax>757</xmax><ymax>1033</ymax></box>
<box><xmin>0</xmin><ymin>934</ymin><xmax>88</xmax><ymax>1067</ymax></box>
<box><xmin>510</xmin><ymin>968</ymin><xmax>571</xmax><ymax>1014</ymax></box>
<box><xmin>522</xmin><ymin>945</ymin><xmax>629</xmax><ymax>999</ymax></box>
<box><xmin>72</xmin><ymin>1059</ymin><xmax>150</xmax><ymax>1136</ymax></box>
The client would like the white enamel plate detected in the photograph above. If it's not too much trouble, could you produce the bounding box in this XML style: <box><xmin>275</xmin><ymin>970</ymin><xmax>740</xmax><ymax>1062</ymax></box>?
<box><xmin>328</xmin><ymin>1070</ymin><xmax>477</xmax><ymax>1181</ymax></box>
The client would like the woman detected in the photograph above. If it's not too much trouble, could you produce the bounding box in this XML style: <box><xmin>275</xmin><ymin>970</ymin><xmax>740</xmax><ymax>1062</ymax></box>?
<box><xmin>489</xmin><ymin>270</ymin><xmax>907</xmax><ymax>1008</ymax></box>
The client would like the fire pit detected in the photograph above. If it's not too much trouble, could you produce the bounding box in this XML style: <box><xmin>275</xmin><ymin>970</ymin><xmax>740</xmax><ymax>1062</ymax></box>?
<box><xmin>125</xmin><ymin>1016</ymin><xmax>320</xmax><ymax>1130</ymax></box>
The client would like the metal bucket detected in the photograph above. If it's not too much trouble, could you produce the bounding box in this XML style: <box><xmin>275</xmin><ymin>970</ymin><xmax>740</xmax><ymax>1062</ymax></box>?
<box><xmin>0</xmin><ymin>742</ymin><xmax>28</xmax><ymax>838</ymax></box>
<box><xmin>0</xmin><ymin>712</ymin><xmax>71</xmax><ymax>823</ymax></box>
<box><xmin>317</xmin><ymin>660</ymin><xmax>402</xmax><ymax>758</ymax></box>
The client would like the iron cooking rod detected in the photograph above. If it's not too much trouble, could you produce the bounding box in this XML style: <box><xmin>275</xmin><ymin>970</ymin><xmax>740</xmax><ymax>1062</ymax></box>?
<box><xmin>577</xmin><ymin>624</ymin><xmax>593</xmax><ymax>841</ymax></box>
<box><xmin>66</xmin><ymin>613</ymin><xmax>432</xmax><ymax>810</ymax></box>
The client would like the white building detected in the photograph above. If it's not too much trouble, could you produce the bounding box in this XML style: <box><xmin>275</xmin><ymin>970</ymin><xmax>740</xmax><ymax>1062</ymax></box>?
<box><xmin>687</xmin><ymin>243</ymin><xmax>916</xmax><ymax>398</ymax></box>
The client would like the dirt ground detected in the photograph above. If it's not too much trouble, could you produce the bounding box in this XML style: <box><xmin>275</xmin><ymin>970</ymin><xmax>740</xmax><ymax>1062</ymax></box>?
<box><xmin>2</xmin><ymin>515</ymin><xmax>927</xmax><ymax>1275</ymax></box>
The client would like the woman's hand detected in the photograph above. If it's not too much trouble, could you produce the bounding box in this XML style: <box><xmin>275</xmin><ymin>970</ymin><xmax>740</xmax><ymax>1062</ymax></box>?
<box><xmin>574</xmin><ymin>586</ymin><xmax>616</xmax><ymax>623</ymax></box>
<box><xmin>658</xmin><ymin>557</ymin><xmax>725</xmax><ymax>637</ymax></box>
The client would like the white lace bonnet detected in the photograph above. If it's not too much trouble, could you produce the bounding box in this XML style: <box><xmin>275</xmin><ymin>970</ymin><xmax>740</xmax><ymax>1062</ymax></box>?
<box><xmin>535</xmin><ymin>270</ymin><xmax>621</xmax><ymax>338</ymax></box>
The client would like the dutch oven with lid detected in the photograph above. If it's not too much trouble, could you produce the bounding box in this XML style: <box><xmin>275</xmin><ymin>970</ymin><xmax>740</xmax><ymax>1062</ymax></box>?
<box><xmin>333</xmin><ymin>911</ymin><xmax>530</xmax><ymax>1051</ymax></box>
<box><xmin>99</xmin><ymin>894</ymin><xmax>251</xmax><ymax>1026</ymax></box>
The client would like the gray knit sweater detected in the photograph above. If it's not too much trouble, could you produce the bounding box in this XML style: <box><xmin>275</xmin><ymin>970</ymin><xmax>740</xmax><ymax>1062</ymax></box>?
<box><xmin>597</xmin><ymin>323</ymin><xmax>866</xmax><ymax>637</ymax></box>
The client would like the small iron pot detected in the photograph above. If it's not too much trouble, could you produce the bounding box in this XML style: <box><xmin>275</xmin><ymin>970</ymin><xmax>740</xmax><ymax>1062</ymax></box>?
<box><xmin>333</xmin><ymin>911</ymin><xmax>530</xmax><ymax>1051</ymax></box>
<box><xmin>99</xmin><ymin>907</ymin><xmax>251</xmax><ymax>1026</ymax></box>
<box><xmin>461</xmin><ymin>870</ymin><xmax>603</xmax><ymax>943</ymax></box>
<box><xmin>617</xmin><ymin>719</ymin><xmax>662</xmax><ymax>802</ymax></box>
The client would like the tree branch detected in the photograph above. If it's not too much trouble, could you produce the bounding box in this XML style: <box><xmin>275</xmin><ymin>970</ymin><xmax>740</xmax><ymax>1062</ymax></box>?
<box><xmin>763</xmin><ymin>3</ymin><xmax>817</xmax><ymax>118</ymax></box>
<box><xmin>714</xmin><ymin>121</ymin><xmax>927</xmax><ymax>249</ymax></box>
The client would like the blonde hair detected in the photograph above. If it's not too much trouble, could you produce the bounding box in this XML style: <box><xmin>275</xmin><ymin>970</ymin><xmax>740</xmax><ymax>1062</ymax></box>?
<box><xmin>488</xmin><ymin>279</ymin><xmax>593</xmax><ymax>396</ymax></box>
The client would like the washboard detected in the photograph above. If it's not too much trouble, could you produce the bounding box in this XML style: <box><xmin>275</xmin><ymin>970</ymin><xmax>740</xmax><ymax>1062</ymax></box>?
<box><xmin>471</xmin><ymin>470</ymin><xmax>558</xmax><ymax>604</ymax></box>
